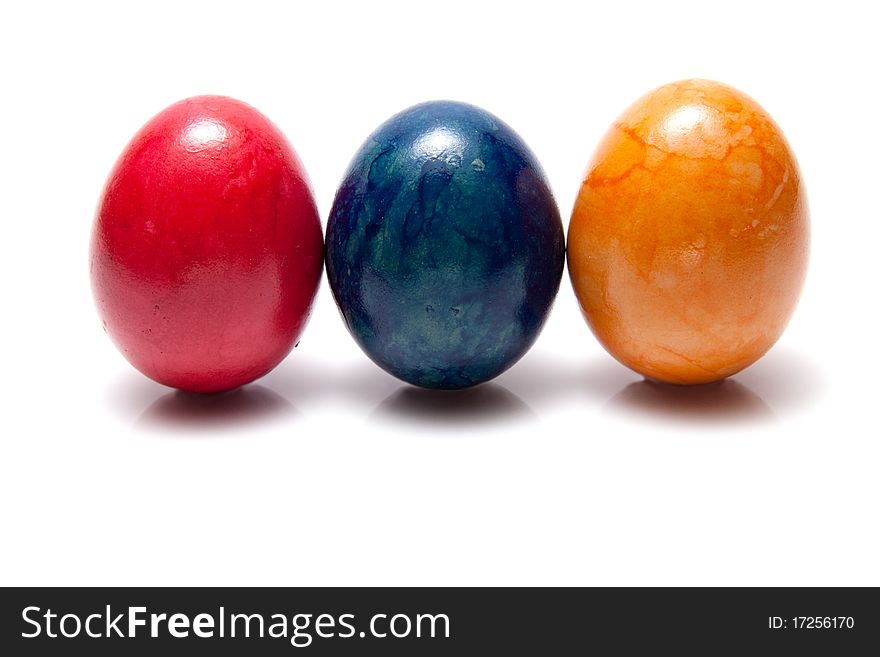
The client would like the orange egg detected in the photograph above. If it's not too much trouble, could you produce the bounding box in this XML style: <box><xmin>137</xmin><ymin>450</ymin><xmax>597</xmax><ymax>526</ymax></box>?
<box><xmin>568</xmin><ymin>79</ymin><xmax>809</xmax><ymax>384</ymax></box>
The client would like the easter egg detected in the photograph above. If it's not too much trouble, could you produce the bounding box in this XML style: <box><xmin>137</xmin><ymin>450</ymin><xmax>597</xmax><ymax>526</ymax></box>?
<box><xmin>90</xmin><ymin>96</ymin><xmax>323</xmax><ymax>393</ymax></box>
<box><xmin>326</xmin><ymin>101</ymin><xmax>565</xmax><ymax>389</ymax></box>
<box><xmin>568</xmin><ymin>80</ymin><xmax>809</xmax><ymax>384</ymax></box>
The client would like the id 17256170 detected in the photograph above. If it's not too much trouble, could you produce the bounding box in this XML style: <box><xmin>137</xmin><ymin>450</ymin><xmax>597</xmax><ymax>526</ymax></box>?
<box><xmin>769</xmin><ymin>617</ymin><xmax>855</xmax><ymax>630</ymax></box>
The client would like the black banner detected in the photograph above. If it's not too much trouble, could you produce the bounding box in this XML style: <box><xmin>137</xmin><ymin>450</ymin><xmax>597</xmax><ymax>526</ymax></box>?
<box><xmin>1</xmin><ymin>587</ymin><xmax>876</xmax><ymax>654</ymax></box>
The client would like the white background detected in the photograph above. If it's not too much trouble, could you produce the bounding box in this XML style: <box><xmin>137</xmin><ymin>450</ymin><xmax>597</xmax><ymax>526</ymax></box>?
<box><xmin>1</xmin><ymin>0</ymin><xmax>877</xmax><ymax>586</ymax></box>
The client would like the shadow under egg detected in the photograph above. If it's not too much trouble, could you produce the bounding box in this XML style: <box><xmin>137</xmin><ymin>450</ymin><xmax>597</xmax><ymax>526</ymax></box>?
<box><xmin>136</xmin><ymin>384</ymin><xmax>297</xmax><ymax>433</ymax></box>
<box><xmin>605</xmin><ymin>378</ymin><xmax>776</xmax><ymax>425</ymax></box>
<box><xmin>371</xmin><ymin>382</ymin><xmax>535</xmax><ymax>427</ymax></box>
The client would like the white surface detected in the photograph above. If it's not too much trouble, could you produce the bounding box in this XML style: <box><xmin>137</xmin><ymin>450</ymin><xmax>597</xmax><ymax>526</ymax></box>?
<box><xmin>1</xmin><ymin>0</ymin><xmax>877</xmax><ymax>586</ymax></box>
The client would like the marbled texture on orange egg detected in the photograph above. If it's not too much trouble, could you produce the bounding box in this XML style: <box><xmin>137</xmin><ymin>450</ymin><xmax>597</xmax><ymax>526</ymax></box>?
<box><xmin>567</xmin><ymin>79</ymin><xmax>809</xmax><ymax>384</ymax></box>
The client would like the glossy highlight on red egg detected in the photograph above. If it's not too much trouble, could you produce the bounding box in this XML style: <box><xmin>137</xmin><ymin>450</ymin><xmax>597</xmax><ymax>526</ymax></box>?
<box><xmin>90</xmin><ymin>96</ymin><xmax>323</xmax><ymax>393</ymax></box>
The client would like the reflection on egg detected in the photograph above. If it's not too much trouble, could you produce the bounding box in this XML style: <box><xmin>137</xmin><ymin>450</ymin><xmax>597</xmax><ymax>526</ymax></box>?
<box><xmin>326</xmin><ymin>101</ymin><xmax>565</xmax><ymax>389</ymax></box>
<box><xmin>568</xmin><ymin>80</ymin><xmax>809</xmax><ymax>384</ymax></box>
<box><xmin>90</xmin><ymin>96</ymin><xmax>323</xmax><ymax>393</ymax></box>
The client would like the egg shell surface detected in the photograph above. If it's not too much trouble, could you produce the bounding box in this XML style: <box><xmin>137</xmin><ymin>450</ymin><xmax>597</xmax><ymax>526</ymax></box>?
<box><xmin>567</xmin><ymin>80</ymin><xmax>809</xmax><ymax>384</ymax></box>
<box><xmin>90</xmin><ymin>95</ymin><xmax>323</xmax><ymax>393</ymax></box>
<box><xmin>326</xmin><ymin>101</ymin><xmax>565</xmax><ymax>389</ymax></box>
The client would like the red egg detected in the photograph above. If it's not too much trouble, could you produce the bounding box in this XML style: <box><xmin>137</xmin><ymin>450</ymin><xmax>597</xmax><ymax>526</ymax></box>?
<box><xmin>91</xmin><ymin>96</ymin><xmax>323</xmax><ymax>393</ymax></box>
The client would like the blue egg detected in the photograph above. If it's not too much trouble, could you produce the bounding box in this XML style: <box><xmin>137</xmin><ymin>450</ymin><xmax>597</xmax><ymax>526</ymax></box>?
<box><xmin>326</xmin><ymin>101</ymin><xmax>564</xmax><ymax>389</ymax></box>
